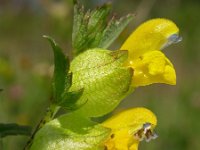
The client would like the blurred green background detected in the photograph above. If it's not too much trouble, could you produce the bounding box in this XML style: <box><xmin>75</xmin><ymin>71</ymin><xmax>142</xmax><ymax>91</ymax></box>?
<box><xmin>0</xmin><ymin>0</ymin><xmax>200</xmax><ymax>149</ymax></box>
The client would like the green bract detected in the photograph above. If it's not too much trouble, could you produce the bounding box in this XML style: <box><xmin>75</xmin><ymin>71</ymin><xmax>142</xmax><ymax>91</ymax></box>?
<box><xmin>69</xmin><ymin>49</ymin><xmax>133</xmax><ymax>117</ymax></box>
<box><xmin>43</xmin><ymin>36</ymin><xmax>84</xmax><ymax>110</ymax></box>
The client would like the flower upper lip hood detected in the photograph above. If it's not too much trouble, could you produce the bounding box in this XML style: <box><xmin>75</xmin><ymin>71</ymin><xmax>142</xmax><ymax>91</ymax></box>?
<box><xmin>120</xmin><ymin>18</ymin><xmax>181</xmax><ymax>87</ymax></box>
<box><xmin>120</xmin><ymin>18</ymin><xmax>181</xmax><ymax>60</ymax></box>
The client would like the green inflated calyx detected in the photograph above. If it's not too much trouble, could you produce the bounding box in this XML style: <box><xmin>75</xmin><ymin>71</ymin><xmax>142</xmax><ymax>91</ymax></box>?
<box><xmin>69</xmin><ymin>49</ymin><xmax>133</xmax><ymax>117</ymax></box>
<box><xmin>30</xmin><ymin>113</ymin><xmax>111</xmax><ymax>150</ymax></box>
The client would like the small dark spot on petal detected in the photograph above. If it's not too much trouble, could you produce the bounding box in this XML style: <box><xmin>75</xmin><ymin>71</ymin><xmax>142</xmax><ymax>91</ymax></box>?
<box><xmin>139</xmin><ymin>56</ymin><xmax>143</xmax><ymax>60</ymax></box>
<box><xmin>111</xmin><ymin>134</ymin><xmax>115</xmax><ymax>138</ymax></box>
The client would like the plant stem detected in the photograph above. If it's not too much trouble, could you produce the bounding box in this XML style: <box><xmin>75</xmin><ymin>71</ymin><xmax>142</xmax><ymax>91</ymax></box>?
<box><xmin>24</xmin><ymin>103</ymin><xmax>60</xmax><ymax>150</ymax></box>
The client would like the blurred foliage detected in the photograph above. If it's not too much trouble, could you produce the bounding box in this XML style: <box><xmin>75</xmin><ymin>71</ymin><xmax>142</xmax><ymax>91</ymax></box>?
<box><xmin>0</xmin><ymin>0</ymin><xmax>200</xmax><ymax>150</ymax></box>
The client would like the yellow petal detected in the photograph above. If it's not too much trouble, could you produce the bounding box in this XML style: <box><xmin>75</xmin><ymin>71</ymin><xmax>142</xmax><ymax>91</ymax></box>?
<box><xmin>102</xmin><ymin>107</ymin><xmax>157</xmax><ymax>150</ymax></box>
<box><xmin>120</xmin><ymin>18</ymin><xmax>180</xmax><ymax>61</ymax></box>
<box><xmin>129</xmin><ymin>50</ymin><xmax>176</xmax><ymax>87</ymax></box>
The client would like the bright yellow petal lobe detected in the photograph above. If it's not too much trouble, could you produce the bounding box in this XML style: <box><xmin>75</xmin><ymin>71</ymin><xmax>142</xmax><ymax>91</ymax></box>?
<box><xmin>120</xmin><ymin>18</ymin><xmax>180</xmax><ymax>87</ymax></box>
<box><xmin>102</xmin><ymin>107</ymin><xmax>157</xmax><ymax>150</ymax></box>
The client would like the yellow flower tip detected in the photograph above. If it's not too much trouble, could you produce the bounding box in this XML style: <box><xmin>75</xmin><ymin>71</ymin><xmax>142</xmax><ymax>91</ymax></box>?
<box><xmin>102</xmin><ymin>107</ymin><xmax>157</xmax><ymax>150</ymax></box>
<box><xmin>120</xmin><ymin>18</ymin><xmax>180</xmax><ymax>60</ymax></box>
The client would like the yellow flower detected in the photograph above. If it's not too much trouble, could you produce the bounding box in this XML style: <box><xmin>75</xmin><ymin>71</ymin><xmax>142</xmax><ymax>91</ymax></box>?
<box><xmin>120</xmin><ymin>18</ymin><xmax>181</xmax><ymax>87</ymax></box>
<box><xmin>102</xmin><ymin>107</ymin><xmax>157</xmax><ymax>150</ymax></box>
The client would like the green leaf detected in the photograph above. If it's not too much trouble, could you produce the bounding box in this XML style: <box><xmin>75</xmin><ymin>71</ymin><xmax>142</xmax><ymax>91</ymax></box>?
<box><xmin>44</xmin><ymin>35</ymin><xmax>70</xmax><ymax>103</ymax></box>
<box><xmin>99</xmin><ymin>14</ymin><xmax>134</xmax><ymax>49</ymax></box>
<box><xmin>0</xmin><ymin>123</ymin><xmax>31</xmax><ymax>138</ymax></box>
<box><xmin>30</xmin><ymin>113</ymin><xmax>110</xmax><ymax>150</ymax></box>
<box><xmin>69</xmin><ymin>49</ymin><xmax>133</xmax><ymax>117</ymax></box>
<box><xmin>72</xmin><ymin>2</ymin><xmax>88</xmax><ymax>56</ymax></box>
<box><xmin>72</xmin><ymin>2</ymin><xmax>133</xmax><ymax>56</ymax></box>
